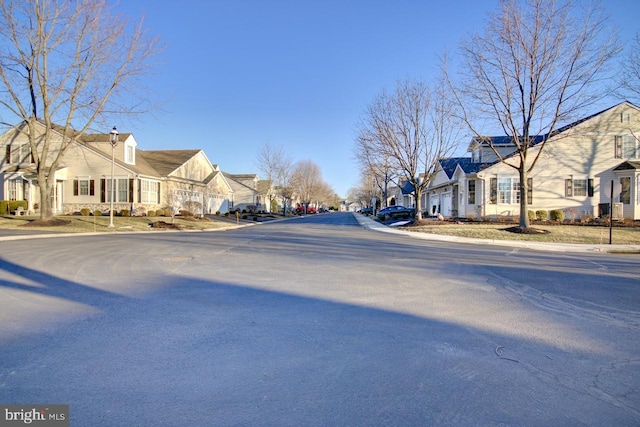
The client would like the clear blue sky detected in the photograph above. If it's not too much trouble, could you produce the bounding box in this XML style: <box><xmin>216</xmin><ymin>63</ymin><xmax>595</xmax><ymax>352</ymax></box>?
<box><xmin>114</xmin><ymin>0</ymin><xmax>639</xmax><ymax>198</ymax></box>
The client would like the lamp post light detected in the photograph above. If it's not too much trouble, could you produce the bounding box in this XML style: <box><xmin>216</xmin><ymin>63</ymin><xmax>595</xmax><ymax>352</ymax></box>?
<box><xmin>108</xmin><ymin>126</ymin><xmax>119</xmax><ymax>228</ymax></box>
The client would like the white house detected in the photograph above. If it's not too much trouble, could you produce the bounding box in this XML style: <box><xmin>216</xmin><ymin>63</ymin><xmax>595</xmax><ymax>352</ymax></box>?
<box><xmin>425</xmin><ymin>101</ymin><xmax>640</xmax><ymax>221</ymax></box>
<box><xmin>0</xmin><ymin>120</ymin><xmax>234</xmax><ymax>216</ymax></box>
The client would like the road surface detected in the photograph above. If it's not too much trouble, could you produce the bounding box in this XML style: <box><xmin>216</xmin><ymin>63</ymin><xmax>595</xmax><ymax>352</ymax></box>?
<box><xmin>1</xmin><ymin>212</ymin><xmax>639</xmax><ymax>425</ymax></box>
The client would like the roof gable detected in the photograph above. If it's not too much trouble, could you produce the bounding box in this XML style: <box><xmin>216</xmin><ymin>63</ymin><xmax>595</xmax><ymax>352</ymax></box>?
<box><xmin>467</xmin><ymin>101</ymin><xmax>640</xmax><ymax>152</ymax></box>
<box><xmin>439</xmin><ymin>157</ymin><xmax>494</xmax><ymax>178</ymax></box>
<box><xmin>138</xmin><ymin>149</ymin><xmax>201</xmax><ymax>176</ymax></box>
<box><xmin>613</xmin><ymin>160</ymin><xmax>640</xmax><ymax>171</ymax></box>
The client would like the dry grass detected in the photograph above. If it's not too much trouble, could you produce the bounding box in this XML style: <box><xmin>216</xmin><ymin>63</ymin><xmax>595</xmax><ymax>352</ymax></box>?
<box><xmin>401</xmin><ymin>221</ymin><xmax>640</xmax><ymax>245</ymax></box>
<box><xmin>0</xmin><ymin>215</ymin><xmax>236</xmax><ymax>233</ymax></box>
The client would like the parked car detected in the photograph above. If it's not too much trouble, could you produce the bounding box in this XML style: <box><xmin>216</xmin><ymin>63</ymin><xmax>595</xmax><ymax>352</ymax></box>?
<box><xmin>377</xmin><ymin>205</ymin><xmax>415</xmax><ymax>220</ymax></box>
<box><xmin>295</xmin><ymin>206</ymin><xmax>317</xmax><ymax>214</ymax></box>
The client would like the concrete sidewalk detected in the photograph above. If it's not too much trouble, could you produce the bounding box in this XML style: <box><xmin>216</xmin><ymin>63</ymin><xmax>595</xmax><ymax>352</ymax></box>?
<box><xmin>352</xmin><ymin>213</ymin><xmax>640</xmax><ymax>254</ymax></box>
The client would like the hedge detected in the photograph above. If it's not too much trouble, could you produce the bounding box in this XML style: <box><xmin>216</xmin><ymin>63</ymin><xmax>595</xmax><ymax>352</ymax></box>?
<box><xmin>550</xmin><ymin>209</ymin><xmax>565</xmax><ymax>222</ymax></box>
<box><xmin>0</xmin><ymin>200</ymin><xmax>28</xmax><ymax>215</ymax></box>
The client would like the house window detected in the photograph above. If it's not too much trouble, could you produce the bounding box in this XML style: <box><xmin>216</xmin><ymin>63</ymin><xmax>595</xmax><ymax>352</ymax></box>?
<box><xmin>140</xmin><ymin>179</ymin><xmax>160</xmax><ymax>204</ymax></box>
<box><xmin>637</xmin><ymin>176</ymin><xmax>640</xmax><ymax>205</ymax></box>
<box><xmin>615</xmin><ymin>135</ymin><xmax>639</xmax><ymax>159</ymax></box>
<box><xmin>497</xmin><ymin>177</ymin><xmax>518</xmax><ymax>204</ymax></box>
<box><xmin>7</xmin><ymin>178</ymin><xmax>24</xmax><ymax>200</ymax></box>
<box><xmin>620</xmin><ymin>177</ymin><xmax>631</xmax><ymax>204</ymax></box>
<box><xmin>565</xmin><ymin>178</ymin><xmax>588</xmax><ymax>197</ymax></box>
<box><xmin>6</xmin><ymin>143</ymin><xmax>33</xmax><ymax>164</ymax></box>
<box><xmin>102</xmin><ymin>178</ymin><xmax>132</xmax><ymax>203</ymax></box>
<box><xmin>125</xmin><ymin>143</ymin><xmax>135</xmax><ymax>164</ymax></box>
<box><xmin>118</xmin><ymin>179</ymin><xmax>128</xmax><ymax>203</ymax></box>
<box><xmin>73</xmin><ymin>177</ymin><xmax>95</xmax><ymax>196</ymax></box>
<box><xmin>467</xmin><ymin>180</ymin><xmax>476</xmax><ymax>204</ymax></box>
<box><xmin>472</xmin><ymin>150</ymin><xmax>482</xmax><ymax>163</ymax></box>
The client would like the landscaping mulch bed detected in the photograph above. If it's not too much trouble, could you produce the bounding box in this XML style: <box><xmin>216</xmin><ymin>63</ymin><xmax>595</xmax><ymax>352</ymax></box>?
<box><xmin>150</xmin><ymin>221</ymin><xmax>183</xmax><ymax>230</ymax></box>
<box><xmin>503</xmin><ymin>226</ymin><xmax>550</xmax><ymax>235</ymax></box>
<box><xmin>20</xmin><ymin>219</ymin><xmax>72</xmax><ymax>228</ymax></box>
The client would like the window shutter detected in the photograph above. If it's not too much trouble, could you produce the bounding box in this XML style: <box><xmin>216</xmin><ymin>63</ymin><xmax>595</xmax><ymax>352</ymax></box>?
<box><xmin>527</xmin><ymin>178</ymin><xmax>533</xmax><ymax>204</ymax></box>
<box><xmin>157</xmin><ymin>182</ymin><xmax>161</xmax><ymax>204</ymax></box>
<box><xmin>100</xmin><ymin>179</ymin><xmax>106</xmax><ymax>203</ymax></box>
<box><xmin>489</xmin><ymin>178</ymin><xmax>497</xmax><ymax>204</ymax></box>
<box><xmin>73</xmin><ymin>179</ymin><xmax>79</xmax><ymax>196</ymax></box>
<box><xmin>565</xmin><ymin>179</ymin><xmax>572</xmax><ymax>197</ymax></box>
<box><xmin>129</xmin><ymin>179</ymin><xmax>134</xmax><ymax>202</ymax></box>
<box><xmin>89</xmin><ymin>180</ymin><xmax>95</xmax><ymax>196</ymax></box>
<box><xmin>137</xmin><ymin>179</ymin><xmax>141</xmax><ymax>203</ymax></box>
<box><xmin>5</xmin><ymin>145</ymin><xmax>11</xmax><ymax>163</ymax></box>
<box><xmin>587</xmin><ymin>179</ymin><xmax>594</xmax><ymax>197</ymax></box>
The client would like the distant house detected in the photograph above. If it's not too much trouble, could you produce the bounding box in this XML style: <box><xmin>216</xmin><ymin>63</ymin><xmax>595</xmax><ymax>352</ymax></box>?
<box><xmin>387</xmin><ymin>180</ymin><xmax>417</xmax><ymax>209</ymax></box>
<box><xmin>0</xmin><ymin>121</ymin><xmax>233</xmax><ymax>215</ymax></box>
<box><xmin>424</xmin><ymin>101</ymin><xmax>640</xmax><ymax>220</ymax></box>
<box><xmin>223</xmin><ymin>173</ymin><xmax>274</xmax><ymax>212</ymax></box>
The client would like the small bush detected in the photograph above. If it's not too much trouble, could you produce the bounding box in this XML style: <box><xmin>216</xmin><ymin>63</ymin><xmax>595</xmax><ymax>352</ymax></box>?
<box><xmin>565</xmin><ymin>207</ymin><xmax>579</xmax><ymax>222</ymax></box>
<box><xmin>179</xmin><ymin>210</ymin><xmax>193</xmax><ymax>217</ymax></box>
<box><xmin>550</xmin><ymin>209</ymin><xmax>565</xmax><ymax>222</ymax></box>
<box><xmin>224</xmin><ymin>212</ymin><xmax>230</xmax><ymax>217</ymax></box>
<box><xmin>215</xmin><ymin>211</ymin><xmax>221</xmax><ymax>216</ymax></box>
<box><xmin>535</xmin><ymin>210</ymin><xmax>548</xmax><ymax>221</ymax></box>
<box><xmin>147</xmin><ymin>210</ymin><xmax>156</xmax><ymax>217</ymax></box>
<box><xmin>120</xmin><ymin>209</ymin><xmax>130</xmax><ymax>217</ymax></box>
<box><xmin>242</xmin><ymin>214</ymin><xmax>248</xmax><ymax>219</ymax></box>
<box><xmin>80</xmin><ymin>208</ymin><xmax>91</xmax><ymax>216</ymax></box>
<box><xmin>93</xmin><ymin>210</ymin><xmax>102</xmax><ymax>217</ymax></box>
<box><xmin>581</xmin><ymin>213</ymin><xmax>593</xmax><ymax>223</ymax></box>
<box><xmin>0</xmin><ymin>200</ymin><xmax>28</xmax><ymax>215</ymax></box>
<box><xmin>527</xmin><ymin>210</ymin><xmax>535</xmax><ymax>222</ymax></box>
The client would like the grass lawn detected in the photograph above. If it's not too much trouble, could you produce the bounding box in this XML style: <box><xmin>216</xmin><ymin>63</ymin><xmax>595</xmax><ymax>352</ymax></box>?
<box><xmin>0</xmin><ymin>214</ymin><xmax>237</xmax><ymax>233</ymax></box>
<box><xmin>399</xmin><ymin>221</ymin><xmax>640</xmax><ymax>245</ymax></box>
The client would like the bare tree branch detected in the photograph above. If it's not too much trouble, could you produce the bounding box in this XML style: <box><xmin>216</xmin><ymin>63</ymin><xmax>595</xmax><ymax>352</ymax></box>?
<box><xmin>0</xmin><ymin>0</ymin><xmax>162</xmax><ymax>219</ymax></box>
<box><xmin>446</xmin><ymin>0</ymin><xmax>620</xmax><ymax>227</ymax></box>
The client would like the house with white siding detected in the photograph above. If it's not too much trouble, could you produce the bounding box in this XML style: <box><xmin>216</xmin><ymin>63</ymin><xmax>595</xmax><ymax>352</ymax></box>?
<box><xmin>0</xmin><ymin>120</ymin><xmax>234</xmax><ymax>216</ymax></box>
<box><xmin>222</xmin><ymin>173</ymin><xmax>275</xmax><ymax>213</ymax></box>
<box><xmin>425</xmin><ymin>101</ymin><xmax>640</xmax><ymax>221</ymax></box>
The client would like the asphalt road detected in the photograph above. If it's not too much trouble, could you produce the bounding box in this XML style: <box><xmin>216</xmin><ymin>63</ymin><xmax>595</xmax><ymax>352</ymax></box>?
<box><xmin>0</xmin><ymin>212</ymin><xmax>639</xmax><ymax>426</ymax></box>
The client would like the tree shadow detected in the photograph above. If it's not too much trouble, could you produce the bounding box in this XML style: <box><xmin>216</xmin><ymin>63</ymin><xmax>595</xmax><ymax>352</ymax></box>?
<box><xmin>0</xmin><ymin>264</ymin><xmax>638</xmax><ymax>425</ymax></box>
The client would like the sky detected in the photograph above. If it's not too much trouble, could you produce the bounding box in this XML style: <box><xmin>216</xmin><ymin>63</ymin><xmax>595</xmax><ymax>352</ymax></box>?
<box><xmin>113</xmin><ymin>0</ymin><xmax>640</xmax><ymax>198</ymax></box>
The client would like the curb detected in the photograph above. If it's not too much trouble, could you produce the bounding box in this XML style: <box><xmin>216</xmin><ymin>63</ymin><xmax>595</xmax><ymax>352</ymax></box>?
<box><xmin>351</xmin><ymin>213</ymin><xmax>640</xmax><ymax>254</ymax></box>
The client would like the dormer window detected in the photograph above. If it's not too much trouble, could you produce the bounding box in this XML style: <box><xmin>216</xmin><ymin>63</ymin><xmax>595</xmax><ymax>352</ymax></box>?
<box><xmin>124</xmin><ymin>139</ymin><xmax>136</xmax><ymax>165</ymax></box>
<box><xmin>472</xmin><ymin>149</ymin><xmax>482</xmax><ymax>163</ymax></box>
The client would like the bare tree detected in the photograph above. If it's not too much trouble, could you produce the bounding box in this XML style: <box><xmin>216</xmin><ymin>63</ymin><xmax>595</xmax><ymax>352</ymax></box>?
<box><xmin>290</xmin><ymin>159</ymin><xmax>324</xmax><ymax>213</ymax></box>
<box><xmin>255</xmin><ymin>143</ymin><xmax>293</xmax><ymax>215</ymax></box>
<box><xmin>0</xmin><ymin>0</ymin><xmax>160</xmax><ymax>220</ymax></box>
<box><xmin>356</xmin><ymin>77</ymin><xmax>461</xmax><ymax>221</ymax></box>
<box><xmin>618</xmin><ymin>33</ymin><xmax>640</xmax><ymax>103</ymax></box>
<box><xmin>354</xmin><ymin>130</ymin><xmax>397</xmax><ymax>210</ymax></box>
<box><xmin>447</xmin><ymin>0</ymin><xmax>620</xmax><ymax>228</ymax></box>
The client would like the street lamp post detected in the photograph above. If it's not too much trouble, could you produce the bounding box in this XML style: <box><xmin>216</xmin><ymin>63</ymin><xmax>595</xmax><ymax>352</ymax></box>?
<box><xmin>108</xmin><ymin>126</ymin><xmax>119</xmax><ymax>228</ymax></box>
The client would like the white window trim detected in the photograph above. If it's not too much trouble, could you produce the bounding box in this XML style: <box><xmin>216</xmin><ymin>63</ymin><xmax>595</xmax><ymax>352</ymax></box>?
<box><xmin>497</xmin><ymin>176</ymin><xmax>520</xmax><ymax>205</ymax></box>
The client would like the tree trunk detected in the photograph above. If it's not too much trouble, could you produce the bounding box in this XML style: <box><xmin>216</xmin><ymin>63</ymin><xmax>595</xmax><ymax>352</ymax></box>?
<box><xmin>39</xmin><ymin>179</ymin><xmax>54</xmax><ymax>221</ymax></box>
<box><xmin>519</xmin><ymin>168</ymin><xmax>530</xmax><ymax>228</ymax></box>
<box><xmin>415</xmin><ymin>186</ymin><xmax>423</xmax><ymax>221</ymax></box>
